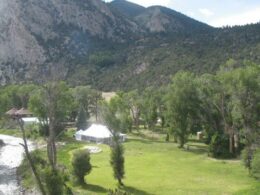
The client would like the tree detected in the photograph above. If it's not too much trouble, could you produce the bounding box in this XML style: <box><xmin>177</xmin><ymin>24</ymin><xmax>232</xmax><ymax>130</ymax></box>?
<box><xmin>101</xmin><ymin>96</ymin><xmax>126</xmax><ymax>186</ymax></box>
<box><xmin>101</xmin><ymin>94</ymin><xmax>132</xmax><ymax>133</ymax></box>
<box><xmin>72</xmin><ymin>86</ymin><xmax>102</xmax><ymax>122</ymax></box>
<box><xmin>17</xmin><ymin>119</ymin><xmax>46</xmax><ymax>195</ymax></box>
<box><xmin>72</xmin><ymin>150</ymin><xmax>92</xmax><ymax>184</ymax></box>
<box><xmin>197</xmin><ymin>74</ymin><xmax>224</xmax><ymax>144</ymax></box>
<box><xmin>166</xmin><ymin>72</ymin><xmax>201</xmax><ymax>148</ymax></box>
<box><xmin>123</xmin><ymin>90</ymin><xmax>142</xmax><ymax>130</ymax></box>
<box><xmin>44</xmin><ymin>167</ymin><xmax>64</xmax><ymax>195</ymax></box>
<box><xmin>229</xmin><ymin>65</ymin><xmax>260</xmax><ymax>153</ymax></box>
<box><xmin>76</xmin><ymin>105</ymin><xmax>87</xmax><ymax>130</ymax></box>
<box><xmin>110</xmin><ymin>136</ymin><xmax>125</xmax><ymax>186</ymax></box>
<box><xmin>139</xmin><ymin>87</ymin><xmax>161</xmax><ymax>130</ymax></box>
<box><xmin>29</xmin><ymin>82</ymin><xmax>73</xmax><ymax>170</ymax></box>
<box><xmin>251</xmin><ymin>149</ymin><xmax>260</xmax><ymax>180</ymax></box>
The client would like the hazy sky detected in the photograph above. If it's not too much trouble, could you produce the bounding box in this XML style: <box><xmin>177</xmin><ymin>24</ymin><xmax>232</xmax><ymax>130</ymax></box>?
<box><xmin>106</xmin><ymin>0</ymin><xmax>260</xmax><ymax>27</ymax></box>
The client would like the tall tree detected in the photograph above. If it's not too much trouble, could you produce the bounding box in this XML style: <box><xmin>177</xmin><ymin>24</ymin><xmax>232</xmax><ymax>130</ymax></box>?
<box><xmin>101</xmin><ymin>97</ymin><xmax>126</xmax><ymax>186</ymax></box>
<box><xmin>29</xmin><ymin>82</ymin><xmax>73</xmax><ymax>170</ymax></box>
<box><xmin>76</xmin><ymin>105</ymin><xmax>88</xmax><ymax>130</ymax></box>
<box><xmin>229</xmin><ymin>64</ymin><xmax>260</xmax><ymax>160</ymax></box>
<box><xmin>110</xmin><ymin>135</ymin><xmax>125</xmax><ymax>186</ymax></box>
<box><xmin>166</xmin><ymin>71</ymin><xmax>201</xmax><ymax>148</ymax></box>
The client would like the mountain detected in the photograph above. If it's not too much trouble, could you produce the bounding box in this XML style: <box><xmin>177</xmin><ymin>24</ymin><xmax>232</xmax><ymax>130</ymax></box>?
<box><xmin>0</xmin><ymin>0</ymin><xmax>140</xmax><ymax>84</ymax></box>
<box><xmin>0</xmin><ymin>0</ymin><xmax>259</xmax><ymax>90</ymax></box>
<box><xmin>109</xmin><ymin>0</ymin><xmax>145</xmax><ymax>17</ymax></box>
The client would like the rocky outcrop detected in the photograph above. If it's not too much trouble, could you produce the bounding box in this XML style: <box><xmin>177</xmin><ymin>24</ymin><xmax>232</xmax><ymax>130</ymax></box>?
<box><xmin>0</xmin><ymin>0</ymin><xmax>140</xmax><ymax>85</ymax></box>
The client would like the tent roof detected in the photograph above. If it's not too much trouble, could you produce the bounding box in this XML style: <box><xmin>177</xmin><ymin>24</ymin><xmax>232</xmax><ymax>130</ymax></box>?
<box><xmin>15</xmin><ymin>108</ymin><xmax>32</xmax><ymax>116</ymax></box>
<box><xmin>78</xmin><ymin>124</ymin><xmax>113</xmax><ymax>138</ymax></box>
<box><xmin>5</xmin><ymin>108</ymin><xmax>18</xmax><ymax>115</ymax></box>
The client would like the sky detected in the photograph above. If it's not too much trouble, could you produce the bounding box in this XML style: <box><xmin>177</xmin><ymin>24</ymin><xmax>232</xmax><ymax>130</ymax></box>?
<box><xmin>105</xmin><ymin>0</ymin><xmax>260</xmax><ymax>27</ymax></box>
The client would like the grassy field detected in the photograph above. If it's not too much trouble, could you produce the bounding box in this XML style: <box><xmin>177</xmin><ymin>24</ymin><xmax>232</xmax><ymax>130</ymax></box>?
<box><xmin>56</xmin><ymin>131</ymin><xmax>260</xmax><ymax>195</ymax></box>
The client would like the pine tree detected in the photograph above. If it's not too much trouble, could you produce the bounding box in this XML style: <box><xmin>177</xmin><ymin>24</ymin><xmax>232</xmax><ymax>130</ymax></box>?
<box><xmin>76</xmin><ymin>105</ymin><xmax>87</xmax><ymax>130</ymax></box>
<box><xmin>110</xmin><ymin>136</ymin><xmax>125</xmax><ymax>186</ymax></box>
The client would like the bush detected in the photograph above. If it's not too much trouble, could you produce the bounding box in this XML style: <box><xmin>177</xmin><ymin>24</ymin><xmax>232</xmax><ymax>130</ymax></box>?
<box><xmin>251</xmin><ymin>149</ymin><xmax>260</xmax><ymax>180</ymax></box>
<box><xmin>72</xmin><ymin>150</ymin><xmax>92</xmax><ymax>184</ymax></box>
<box><xmin>25</xmin><ymin>124</ymin><xmax>40</xmax><ymax>140</ymax></box>
<box><xmin>39</xmin><ymin>124</ymin><xmax>49</xmax><ymax>137</ymax></box>
<box><xmin>76</xmin><ymin>106</ymin><xmax>87</xmax><ymax>130</ymax></box>
<box><xmin>44</xmin><ymin>168</ymin><xmax>64</xmax><ymax>195</ymax></box>
<box><xmin>17</xmin><ymin>150</ymin><xmax>47</xmax><ymax>189</ymax></box>
<box><xmin>241</xmin><ymin>147</ymin><xmax>254</xmax><ymax>170</ymax></box>
<box><xmin>110</xmin><ymin>139</ymin><xmax>125</xmax><ymax>186</ymax></box>
<box><xmin>209</xmin><ymin>132</ymin><xmax>234</xmax><ymax>158</ymax></box>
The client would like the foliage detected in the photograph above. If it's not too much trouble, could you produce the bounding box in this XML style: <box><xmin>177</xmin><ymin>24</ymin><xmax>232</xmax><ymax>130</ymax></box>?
<box><xmin>72</xmin><ymin>149</ymin><xmax>92</xmax><ymax>184</ymax></box>
<box><xmin>165</xmin><ymin>71</ymin><xmax>201</xmax><ymax>148</ymax></box>
<box><xmin>101</xmin><ymin>94</ymin><xmax>132</xmax><ymax>133</ymax></box>
<box><xmin>44</xmin><ymin>167</ymin><xmax>64</xmax><ymax>195</ymax></box>
<box><xmin>76</xmin><ymin>105</ymin><xmax>88</xmax><ymax>130</ymax></box>
<box><xmin>209</xmin><ymin>132</ymin><xmax>234</xmax><ymax>158</ymax></box>
<box><xmin>140</xmin><ymin>88</ymin><xmax>159</xmax><ymax>130</ymax></box>
<box><xmin>29</xmin><ymin>82</ymin><xmax>73</xmax><ymax>126</ymax></box>
<box><xmin>251</xmin><ymin>149</ymin><xmax>260</xmax><ymax>180</ymax></box>
<box><xmin>241</xmin><ymin>147</ymin><xmax>254</xmax><ymax>170</ymax></box>
<box><xmin>17</xmin><ymin>150</ymin><xmax>47</xmax><ymax>189</ymax></box>
<box><xmin>71</xmin><ymin>86</ymin><xmax>102</xmax><ymax>121</ymax></box>
<box><xmin>0</xmin><ymin>84</ymin><xmax>37</xmax><ymax>117</ymax></box>
<box><xmin>110</xmin><ymin>136</ymin><xmax>125</xmax><ymax>186</ymax></box>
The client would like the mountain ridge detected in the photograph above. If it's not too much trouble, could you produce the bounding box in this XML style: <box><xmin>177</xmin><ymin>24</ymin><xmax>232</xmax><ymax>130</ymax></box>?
<box><xmin>0</xmin><ymin>0</ymin><xmax>259</xmax><ymax>90</ymax></box>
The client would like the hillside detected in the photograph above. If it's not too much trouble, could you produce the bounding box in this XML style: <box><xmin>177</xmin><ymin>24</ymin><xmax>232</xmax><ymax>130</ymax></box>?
<box><xmin>0</xmin><ymin>0</ymin><xmax>259</xmax><ymax>90</ymax></box>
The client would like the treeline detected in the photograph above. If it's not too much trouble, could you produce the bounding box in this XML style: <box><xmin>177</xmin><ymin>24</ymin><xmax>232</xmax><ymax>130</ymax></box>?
<box><xmin>0</xmin><ymin>60</ymin><xmax>260</xmax><ymax>181</ymax></box>
<box><xmin>103</xmin><ymin>60</ymin><xmax>260</xmax><ymax>179</ymax></box>
<box><xmin>0</xmin><ymin>84</ymin><xmax>102</xmax><ymax>126</ymax></box>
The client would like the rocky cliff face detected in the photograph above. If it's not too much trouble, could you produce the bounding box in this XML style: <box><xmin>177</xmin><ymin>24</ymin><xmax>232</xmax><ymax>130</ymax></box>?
<box><xmin>0</xmin><ymin>0</ymin><xmax>140</xmax><ymax>84</ymax></box>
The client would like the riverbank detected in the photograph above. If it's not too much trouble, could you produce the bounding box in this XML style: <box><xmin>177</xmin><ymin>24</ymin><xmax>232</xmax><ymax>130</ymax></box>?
<box><xmin>0</xmin><ymin>134</ymin><xmax>34</xmax><ymax>195</ymax></box>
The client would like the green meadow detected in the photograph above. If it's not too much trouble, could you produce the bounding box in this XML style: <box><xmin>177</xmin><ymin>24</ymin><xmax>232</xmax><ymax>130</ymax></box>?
<box><xmin>56</xmin><ymin>131</ymin><xmax>260</xmax><ymax>195</ymax></box>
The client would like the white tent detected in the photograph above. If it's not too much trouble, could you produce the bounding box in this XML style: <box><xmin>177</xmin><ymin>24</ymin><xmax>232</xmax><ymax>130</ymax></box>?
<box><xmin>75</xmin><ymin>124</ymin><xmax>126</xmax><ymax>144</ymax></box>
<box><xmin>75</xmin><ymin>130</ymin><xmax>84</xmax><ymax>141</ymax></box>
<box><xmin>22</xmin><ymin>117</ymin><xmax>39</xmax><ymax>125</ymax></box>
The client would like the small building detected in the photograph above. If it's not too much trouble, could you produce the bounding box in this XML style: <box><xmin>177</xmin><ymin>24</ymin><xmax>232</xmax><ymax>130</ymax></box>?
<box><xmin>15</xmin><ymin>108</ymin><xmax>33</xmax><ymax>118</ymax></box>
<box><xmin>6</xmin><ymin>108</ymin><xmax>33</xmax><ymax>119</ymax></box>
<box><xmin>21</xmin><ymin>117</ymin><xmax>40</xmax><ymax>125</ymax></box>
<box><xmin>75</xmin><ymin>124</ymin><xmax>126</xmax><ymax>145</ymax></box>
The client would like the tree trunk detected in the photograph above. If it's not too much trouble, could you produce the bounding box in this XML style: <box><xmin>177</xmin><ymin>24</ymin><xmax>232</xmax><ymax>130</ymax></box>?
<box><xmin>47</xmin><ymin>117</ymin><xmax>57</xmax><ymax>170</ymax></box>
<box><xmin>229</xmin><ymin>132</ymin><xmax>234</xmax><ymax>154</ymax></box>
<box><xmin>118</xmin><ymin>178</ymin><xmax>124</xmax><ymax>186</ymax></box>
<box><xmin>18</xmin><ymin>119</ymin><xmax>46</xmax><ymax>195</ymax></box>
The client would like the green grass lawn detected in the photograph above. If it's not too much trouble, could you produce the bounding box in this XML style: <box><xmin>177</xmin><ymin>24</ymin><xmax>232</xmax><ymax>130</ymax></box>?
<box><xmin>57</xmin><ymin>132</ymin><xmax>260</xmax><ymax>195</ymax></box>
<box><xmin>0</xmin><ymin>128</ymin><xmax>22</xmax><ymax>137</ymax></box>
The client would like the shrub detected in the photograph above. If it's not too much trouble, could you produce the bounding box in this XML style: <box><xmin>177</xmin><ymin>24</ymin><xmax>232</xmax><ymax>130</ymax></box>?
<box><xmin>76</xmin><ymin>106</ymin><xmax>87</xmax><ymax>130</ymax></box>
<box><xmin>241</xmin><ymin>147</ymin><xmax>254</xmax><ymax>170</ymax></box>
<box><xmin>251</xmin><ymin>149</ymin><xmax>260</xmax><ymax>180</ymax></box>
<box><xmin>72</xmin><ymin>150</ymin><xmax>92</xmax><ymax>184</ymax></box>
<box><xmin>17</xmin><ymin>150</ymin><xmax>47</xmax><ymax>189</ymax></box>
<box><xmin>209</xmin><ymin>132</ymin><xmax>234</xmax><ymax>158</ymax></box>
<box><xmin>44</xmin><ymin>168</ymin><xmax>64</xmax><ymax>195</ymax></box>
<box><xmin>110</xmin><ymin>138</ymin><xmax>125</xmax><ymax>186</ymax></box>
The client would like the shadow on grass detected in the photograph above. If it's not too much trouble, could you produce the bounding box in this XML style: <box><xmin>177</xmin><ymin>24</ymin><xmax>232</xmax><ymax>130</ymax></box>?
<box><xmin>184</xmin><ymin>144</ymin><xmax>208</xmax><ymax>155</ymax></box>
<box><xmin>120</xmin><ymin>185</ymin><xmax>153</xmax><ymax>195</ymax></box>
<box><xmin>81</xmin><ymin>183</ymin><xmax>107</xmax><ymax>193</ymax></box>
<box><xmin>126</xmin><ymin>138</ymin><xmax>153</xmax><ymax>145</ymax></box>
